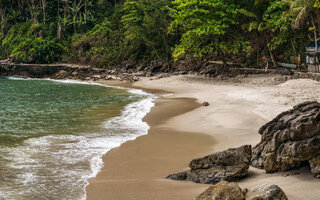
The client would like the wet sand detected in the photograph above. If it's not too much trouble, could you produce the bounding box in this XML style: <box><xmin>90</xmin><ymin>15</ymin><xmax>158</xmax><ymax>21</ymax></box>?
<box><xmin>86</xmin><ymin>97</ymin><xmax>214</xmax><ymax>200</ymax></box>
<box><xmin>87</xmin><ymin>75</ymin><xmax>320</xmax><ymax>200</ymax></box>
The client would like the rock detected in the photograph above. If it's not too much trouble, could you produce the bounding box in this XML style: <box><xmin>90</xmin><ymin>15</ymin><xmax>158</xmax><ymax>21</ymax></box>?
<box><xmin>283</xmin><ymin>171</ymin><xmax>300</xmax><ymax>177</ymax></box>
<box><xmin>146</xmin><ymin>72</ymin><xmax>153</xmax><ymax>77</ymax></box>
<box><xmin>196</xmin><ymin>182</ymin><xmax>287</xmax><ymax>200</ymax></box>
<box><xmin>309</xmin><ymin>156</ymin><xmax>320</xmax><ymax>178</ymax></box>
<box><xmin>71</xmin><ymin>71</ymin><xmax>78</xmax><ymax>76</ymax></box>
<box><xmin>56</xmin><ymin>70</ymin><xmax>69</xmax><ymax>78</ymax></box>
<box><xmin>92</xmin><ymin>75</ymin><xmax>103</xmax><ymax>81</ymax></box>
<box><xmin>132</xmin><ymin>76</ymin><xmax>140</xmax><ymax>82</ymax></box>
<box><xmin>167</xmin><ymin>145</ymin><xmax>251</xmax><ymax>184</ymax></box>
<box><xmin>246</xmin><ymin>184</ymin><xmax>288</xmax><ymax>200</ymax></box>
<box><xmin>202</xmin><ymin>102</ymin><xmax>210</xmax><ymax>106</ymax></box>
<box><xmin>195</xmin><ymin>181</ymin><xmax>245</xmax><ymax>200</ymax></box>
<box><xmin>251</xmin><ymin>101</ymin><xmax>320</xmax><ymax>177</ymax></box>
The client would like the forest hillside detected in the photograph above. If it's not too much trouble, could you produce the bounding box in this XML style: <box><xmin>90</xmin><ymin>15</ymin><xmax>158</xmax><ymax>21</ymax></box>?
<box><xmin>0</xmin><ymin>0</ymin><xmax>318</xmax><ymax>68</ymax></box>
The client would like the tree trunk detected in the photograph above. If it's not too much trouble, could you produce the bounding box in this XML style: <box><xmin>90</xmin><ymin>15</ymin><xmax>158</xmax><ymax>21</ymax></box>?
<box><xmin>255</xmin><ymin>30</ymin><xmax>259</xmax><ymax>67</ymax></box>
<box><xmin>162</xmin><ymin>29</ymin><xmax>169</xmax><ymax>61</ymax></box>
<box><xmin>312</xmin><ymin>16</ymin><xmax>318</xmax><ymax>53</ymax></box>
<box><xmin>215</xmin><ymin>48</ymin><xmax>227</xmax><ymax>74</ymax></box>
<box><xmin>57</xmin><ymin>21</ymin><xmax>62</xmax><ymax>38</ymax></box>
<box><xmin>267</xmin><ymin>44</ymin><xmax>277</xmax><ymax>67</ymax></box>
<box><xmin>57</xmin><ymin>0</ymin><xmax>61</xmax><ymax>38</ymax></box>
<box><xmin>42</xmin><ymin>0</ymin><xmax>46</xmax><ymax>24</ymax></box>
<box><xmin>291</xmin><ymin>39</ymin><xmax>297</xmax><ymax>55</ymax></box>
<box><xmin>31</xmin><ymin>0</ymin><xmax>38</xmax><ymax>24</ymax></box>
<box><xmin>316</xmin><ymin>11</ymin><xmax>320</xmax><ymax>35</ymax></box>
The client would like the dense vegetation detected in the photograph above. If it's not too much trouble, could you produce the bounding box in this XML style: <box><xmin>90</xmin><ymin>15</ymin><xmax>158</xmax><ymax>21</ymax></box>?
<box><xmin>0</xmin><ymin>0</ymin><xmax>319</xmax><ymax>67</ymax></box>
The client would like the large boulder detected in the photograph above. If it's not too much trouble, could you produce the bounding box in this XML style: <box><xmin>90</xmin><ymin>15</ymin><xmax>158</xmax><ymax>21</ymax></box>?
<box><xmin>195</xmin><ymin>181</ymin><xmax>245</xmax><ymax>200</ymax></box>
<box><xmin>166</xmin><ymin>145</ymin><xmax>251</xmax><ymax>184</ymax></box>
<box><xmin>195</xmin><ymin>181</ymin><xmax>287</xmax><ymax>200</ymax></box>
<box><xmin>251</xmin><ymin>101</ymin><xmax>320</xmax><ymax>177</ymax></box>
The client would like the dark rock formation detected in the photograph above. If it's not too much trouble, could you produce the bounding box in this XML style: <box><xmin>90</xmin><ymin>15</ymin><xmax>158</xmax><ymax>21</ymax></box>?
<box><xmin>167</xmin><ymin>145</ymin><xmax>251</xmax><ymax>184</ymax></box>
<box><xmin>246</xmin><ymin>184</ymin><xmax>288</xmax><ymax>200</ymax></box>
<box><xmin>251</xmin><ymin>101</ymin><xmax>320</xmax><ymax>177</ymax></box>
<box><xmin>0</xmin><ymin>63</ymin><xmax>141</xmax><ymax>82</ymax></box>
<box><xmin>195</xmin><ymin>181</ymin><xmax>287</xmax><ymax>200</ymax></box>
<box><xmin>195</xmin><ymin>181</ymin><xmax>245</xmax><ymax>200</ymax></box>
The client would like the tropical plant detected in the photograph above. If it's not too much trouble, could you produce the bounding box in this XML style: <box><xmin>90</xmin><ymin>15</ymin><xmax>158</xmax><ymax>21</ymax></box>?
<box><xmin>169</xmin><ymin>0</ymin><xmax>249</xmax><ymax>65</ymax></box>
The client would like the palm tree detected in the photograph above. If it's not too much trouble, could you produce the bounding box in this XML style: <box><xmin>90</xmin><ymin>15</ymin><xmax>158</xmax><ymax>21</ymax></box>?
<box><xmin>282</xmin><ymin>0</ymin><xmax>320</xmax><ymax>51</ymax></box>
<box><xmin>41</xmin><ymin>0</ymin><xmax>47</xmax><ymax>24</ymax></box>
<box><xmin>28</xmin><ymin>0</ymin><xmax>40</xmax><ymax>24</ymax></box>
<box><xmin>68</xmin><ymin>0</ymin><xmax>84</xmax><ymax>33</ymax></box>
<box><xmin>238</xmin><ymin>0</ymin><xmax>270</xmax><ymax>66</ymax></box>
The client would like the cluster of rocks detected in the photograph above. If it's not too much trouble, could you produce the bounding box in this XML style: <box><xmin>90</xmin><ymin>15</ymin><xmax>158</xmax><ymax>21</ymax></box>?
<box><xmin>251</xmin><ymin>101</ymin><xmax>320</xmax><ymax>178</ymax></box>
<box><xmin>167</xmin><ymin>101</ymin><xmax>320</xmax><ymax>199</ymax></box>
<box><xmin>0</xmin><ymin>62</ymin><xmax>171</xmax><ymax>81</ymax></box>
<box><xmin>0</xmin><ymin>59</ymin><xmax>298</xmax><ymax>82</ymax></box>
<box><xmin>196</xmin><ymin>181</ymin><xmax>287</xmax><ymax>200</ymax></box>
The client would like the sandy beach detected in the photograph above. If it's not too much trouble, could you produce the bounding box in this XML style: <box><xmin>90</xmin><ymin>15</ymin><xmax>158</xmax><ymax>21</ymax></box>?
<box><xmin>87</xmin><ymin>75</ymin><xmax>320</xmax><ymax>200</ymax></box>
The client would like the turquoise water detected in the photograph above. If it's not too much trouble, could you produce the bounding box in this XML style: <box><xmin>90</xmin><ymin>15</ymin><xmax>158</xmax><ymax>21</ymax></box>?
<box><xmin>0</xmin><ymin>77</ymin><xmax>154</xmax><ymax>199</ymax></box>
<box><xmin>0</xmin><ymin>77</ymin><xmax>134</xmax><ymax>146</ymax></box>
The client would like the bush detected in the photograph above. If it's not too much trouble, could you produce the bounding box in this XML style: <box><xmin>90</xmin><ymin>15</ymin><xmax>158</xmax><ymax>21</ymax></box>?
<box><xmin>71</xmin><ymin>13</ymin><xmax>126</xmax><ymax>68</ymax></box>
<box><xmin>2</xmin><ymin>21</ymin><xmax>64</xmax><ymax>64</ymax></box>
<box><xmin>11</xmin><ymin>37</ymin><xmax>64</xmax><ymax>64</ymax></box>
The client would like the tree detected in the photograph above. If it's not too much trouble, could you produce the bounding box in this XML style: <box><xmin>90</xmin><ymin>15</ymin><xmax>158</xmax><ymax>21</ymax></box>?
<box><xmin>283</xmin><ymin>0</ymin><xmax>320</xmax><ymax>52</ymax></box>
<box><xmin>257</xmin><ymin>1</ymin><xmax>294</xmax><ymax>66</ymax></box>
<box><xmin>169</xmin><ymin>0</ymin><xmax>249</xmax><ymax>66</ymax></box>
<box><xmin>121</xmin><ymin>0</ymin><xmax>171</xmax><ymax>62</ymax></box>
<box><xmin>41</xmin><ymin>0</ymin><xmax>47</xmax><ymax>24</ymax></box>
<box><xmin>68</xmin><ymin>0</ymin><xmax>84</xmax><ymax>33</ymax></box>
<box><xmin>238</xmin><ymin>0</ymin><xmax>270</xmax><ymax>66</ymax></box>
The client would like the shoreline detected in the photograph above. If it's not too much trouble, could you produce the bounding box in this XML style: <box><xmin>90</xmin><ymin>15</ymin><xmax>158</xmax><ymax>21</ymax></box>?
<box><xmin>86</xmin><ymin>83</ymin><xmax>215</xmax><ymax>199</ymax></box>
<box><xmin>87</xmin><ymin>75</ymin><xmax>320</xmax><ymax>200</ymax></box>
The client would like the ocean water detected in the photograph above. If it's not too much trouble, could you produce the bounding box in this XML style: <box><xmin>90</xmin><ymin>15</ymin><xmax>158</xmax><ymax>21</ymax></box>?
<box><xmin>0</xmin><ymin>77</ymin><xmax>155</xmax><ymax>200</ymax></box>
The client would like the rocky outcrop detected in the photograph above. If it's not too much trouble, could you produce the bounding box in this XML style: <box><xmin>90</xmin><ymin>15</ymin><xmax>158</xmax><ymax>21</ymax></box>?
<box><xmin>0</xmin><ymin>59</ymin><xmax>298</xmax><ymax>82</ymax></box>
<box><xmin>195</xmin><ymin>181</ymin><xmax>245</xmax><ymax>200</ymax></box>
<box><xmin>0</xmin><ymin>63</ymin><xmax>141</xmax><ymax>81</ymax></box>
<box><xmin>166</xmin><ymin>145</ymin><xmax>251</xmax><ymax>184</ymax></box>
<box><xmin>196</xmin><ymin>181</ymin><xmax>287</xmax><ymax>200</ymax></box>
<box><xmin>251</xmin><ymin>101</ymin><xmax>320</xmax><ymax>177</ymax></box>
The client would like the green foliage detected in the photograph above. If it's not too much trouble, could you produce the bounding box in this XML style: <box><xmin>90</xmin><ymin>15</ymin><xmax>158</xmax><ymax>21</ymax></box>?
<box><xmin>11</xmin><ymin>37</ymin><xmax>64</xmax><ymax>64</ymax></box>
<box><xmin>71</xmin><ymin>0</ymin><xmax>171</xmax><ymax>67</ymax></box>
<box><xmin>121</xmin><ymin>0</ymin><xmax>171</xmax><ymax>61</ymax></box>
<box><xmin>169</xmin><ymin>0</ymin><xmax>249</xmax><ymax>61</ymax></box>
<box><xmin>0</xmin><ymin>0</ymin><xmax>319</xmax><ymax>67</ymax></box>
<box><xmin>2</xmin><ymin>22</ymin><xmax>33</xmax><ymax>54</ymax></box>
<box><xmin>260</xmin><ymin>1</ymin><xmax>294</xmax><ymax>51</ymax></box>
<box><xmin>72</xmin><ymin>7</ymin><xmax>126</xmax><ymax>67</ymax></box>
<box><xmin>2</xmin><ymin>21</ymin><xmax>64</xmax><ymax>63</ymax></box>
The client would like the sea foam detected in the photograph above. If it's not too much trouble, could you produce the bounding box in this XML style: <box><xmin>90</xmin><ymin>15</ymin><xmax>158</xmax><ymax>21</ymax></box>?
<box><xmin>0</xmin><ymin>79</ymin><xmax>156</xmax><ymax>200</ymax></box>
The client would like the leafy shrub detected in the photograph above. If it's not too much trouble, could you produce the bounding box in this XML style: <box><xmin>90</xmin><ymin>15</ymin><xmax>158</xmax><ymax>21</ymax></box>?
<box><xmin>71</xmin><ymin>11</ymin><xmax>126</xmax><ymax>68</ymax></box>
<box><xmin>2</xmin><ymin>21</ymin><xmax>64</xmax><ymax>64</ymax></box>
<box><xmin>2</xmin><ymin>21</ymin><xmax>33</xmax><ymax>54</ymax></box>
<box><xmin>11</xmin><ymin>37</ymin><xmax>64</xmax><ymax>64</ymax></box>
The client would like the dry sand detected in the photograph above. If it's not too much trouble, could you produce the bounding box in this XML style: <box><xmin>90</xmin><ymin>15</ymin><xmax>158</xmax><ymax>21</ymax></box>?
<box><xmin>87</xmin><ymin>75</ymin><xmax>320</xmax><ymax>200</ymax></box>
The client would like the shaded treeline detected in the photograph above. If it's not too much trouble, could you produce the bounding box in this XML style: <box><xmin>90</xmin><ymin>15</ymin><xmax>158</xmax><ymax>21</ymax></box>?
<box><xmin>0</xmin><ymin>0</ymin><xmax>319</xmax><ymax>67</ymax></box>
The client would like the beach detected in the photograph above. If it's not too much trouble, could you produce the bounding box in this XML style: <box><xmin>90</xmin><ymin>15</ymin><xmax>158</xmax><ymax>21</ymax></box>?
<box><xmin>87</xmin><ymin>75</ymin><xmax>320</xmax><ymax>200</ymax></box>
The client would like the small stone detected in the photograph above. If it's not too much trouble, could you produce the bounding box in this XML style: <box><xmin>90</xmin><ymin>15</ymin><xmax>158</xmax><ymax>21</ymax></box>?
<box><xmin>202</xmin><ymin>102</ymin><xmax>210</xmax><ymax>106</ymax></box>
<box><xmin>283</xmin><ymin>171</ymin><xmax>300</xmax><ymax>177</ymax></box>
